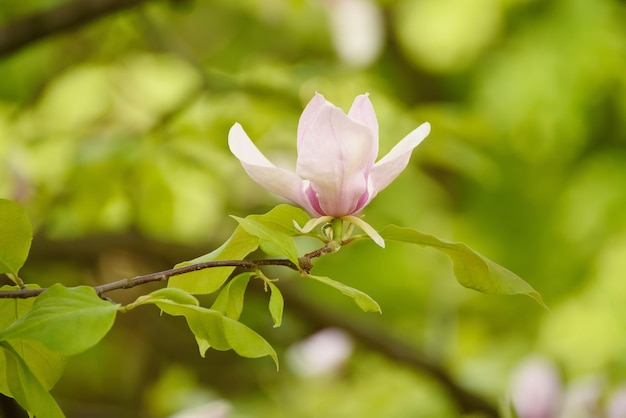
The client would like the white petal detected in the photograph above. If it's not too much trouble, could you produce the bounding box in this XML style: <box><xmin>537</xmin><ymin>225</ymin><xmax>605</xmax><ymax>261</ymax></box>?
<box><xmin>298</xmin><ymin>93</ymin><xmax>328</xmax><ymax>149</ymax></box>
<box><xmin>369</xmin><ymin>122</ymin><xmax>430</xmax><ymax>194</ymax></box>
<box><xmin>296</xmin><ymin>106</ymin><xmax>374</xmax><ymax>216</ymax></box>
<box><xmin>294</xmin><ymin>216</ymin><xmax>335</xmax><ymax>234</ymax></box>
<box><xmin>342</xmin><ymin>215</ymin><xmax>385</xmax><ymax>248</ymax></box>
<box><xmin>348</xmin><ymin>93</ymin><xmax>378</xmax><ymax>144</ymax></box>
<box><xmin>228</xmin><ymin>123</ymin><xmax>319</xmax><ymax>216</ymax></box>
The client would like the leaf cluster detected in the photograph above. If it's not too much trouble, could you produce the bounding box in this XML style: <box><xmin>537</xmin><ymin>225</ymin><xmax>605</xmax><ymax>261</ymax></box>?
<box><xmin>0</xmin><ymin>198</ymin><xmax>544</xmax><ymax>416</ymax></box>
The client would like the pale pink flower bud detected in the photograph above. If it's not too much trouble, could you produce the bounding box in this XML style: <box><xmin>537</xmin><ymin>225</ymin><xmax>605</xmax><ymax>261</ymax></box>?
<box><xmin>228</xmin><ymin>93</ymin><xmax>430</xmax><ymax>219</ymax></box>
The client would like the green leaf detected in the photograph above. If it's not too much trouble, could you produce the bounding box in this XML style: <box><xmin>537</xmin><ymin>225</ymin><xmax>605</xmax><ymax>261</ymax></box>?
<box><xmin>156</xmin><ymin>301</ymin><xmax>231</xmax><ymax>353</ymax></box>
<box><xmin>0</xmin><ymin>199</ymin><xmax>33</xmax><ymax>277</ymax></box>
<box><xmin>159</xmin><ymin>302</ymin><xmax>277</xmax><ymax>367</ymax></box>
<box><xmin>0</xmin><ymin>286</ymin><xmax>67</xmax><ymax>396</ymax></box>
<box><xmin>131</xmin><ymin>287</ymin><xmax>200</xmax><ymax>308</ymax></box>
<box><xmin>168</xmin><ymin>205</ymin><xmax>309</xmax><ymax>295</ymax></box>
<box><xmin>222</xmin><ymin>317</ymin><xmax>279</xmax><ymax>369</ymax></box>
<box><xmin>0</xmin><ymin>285</ymin><xmax>38</xmax><ymax>329</ymax></box>
<box><xmin>125</xmin><ymin>290</ymin><xmax>230</xmax><ymax>353</ymax></box>
<box><xmin>307</xmin><ymin>275</ymin><xmax>381</xmax><ymax>313</ymax></box>
<box><xmin>380</xmin><ymin>225</ymin><xmax>547</xmax><ymax>308</ymax></box>
<box><xmin>232</xmin><ymin>216</ymin><xmax>300</xmax><ymax>267</ymax></box>
<box><xmin>128</xmin><ymin>292</ymin><xmax>278</xmax><ymax>367</ymax></box>
<box><xmin>267</xmin><ymin>282</ymin><xmax>284</xmax><ymax>328</ymax></box>
<box><xmin>4</xmin><ymin>340</ymin><xmax>67</xmax><ymax>392</ymax></box>
<box><xmin>169</xmin><ymin>226</ymin><xmax>259</xmax><ymax>294</ymax></box>
<box><xmin>247</xmin><ymin>204</ymin><xmax>311</xmax><ymax>236</ymax></box>
<box><xmin>211</xmin><ymin>273</ymin><xmax>252</xmax><ymax>320</ymax></box>
<box><xmin>0</xmin><ymin>284</ymin><xmax>119</xmax><ymax>355</ymax></box>
<box><xmin>1</xmin><ymin>342</ymin><xmax>65</xmax><ymax>418</ymax></box>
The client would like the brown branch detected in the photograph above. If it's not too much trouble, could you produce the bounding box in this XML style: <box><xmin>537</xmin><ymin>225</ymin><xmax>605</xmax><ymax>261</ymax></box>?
<box><xmin>0</xmin><ymin>0</ymin><xmax>152</xmax><ymax>58</ymax></box>
<box><xmin>17</xmin><ymin>234</ymin><xmax>498</xmax><ymax>415</ymax></box>
<box><xmin>0</xmin><ymin>244</ymin><xmax>339</xmax><ymax>299</ymax></box>
<box><xmin>0</xmin><ymin>259</ymin><xmax>293</xmax><ymax>299</ymax></box>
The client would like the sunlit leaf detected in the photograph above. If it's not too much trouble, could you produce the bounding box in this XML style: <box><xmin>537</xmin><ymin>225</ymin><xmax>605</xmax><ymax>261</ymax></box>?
<box><xmin>222</xmin><ymin>316</ymin><xmax>279</xmax><ymax>369</ymax></box>
<box><xmin>0</xmin><ymin>286</ymin><xmax>67</xmax><ymax>395</ymax></box>
<box><xmin>380</xmin><ymin>225</ymin><xmax>547</xmax><ymax>308</ymax></box>
<box><xmin>169</xmin><ymin>227</ymin><xmax>259</xmax><ymax>294</ymax></box>
<box><xmin>307</xmin><ymin>275</ymin><xmax>381</xmax><ymax>313</ymax></box>
<box><xmin>232</xmin><ymin>216</ymin><xmax>300</xmax><ymax>266</ymax></box>
<box><xmin>9</xmin><ymin>339</ymin><xmax>67</xmax><ymax>390</ymax></box>
<box><xmin>130</xmin><ymin>292</ymin><xmax>277</xmax><ymax>367</ymax></box>
<box><xmin>156</xmin><ymin>301</ymin><xmax>231</xmax><ymax>354</ymax></box>
<box><xmin>0</xmin><ymin>284</ymin><xmax>119</xmax><ymax>355</ymax></box>
<box><xmin>135</xmin><ymin>287</ymin><xmax>200</xmax><ymax>308</ymax></box>
<box><xmin>247</xmin><ymin>204</ymin><xmax>311</xmax><ymax>236</ymax></box>
<box><xmin>125</xmin><ymin>290</ymin><xmax>229</xmax><ymax>353</ymax></box>
<box><xmin>169</xmin><ymin>205</ymin><xmax>309</xmax><ymax>295</ymax></box>
<box><xmin>0</xmin><ymin>285</ymin><xmax>38</xmax><ymax>329</ymax></box>
<box><xmin>211</xmin><ymin>273</ymin><xmax>252</xmax><ymax>320</ymax></box>
<box><xmin>0</xmin><ymin>199</ymin><xmax>33</xmax><ymax>278</ymax></box>
<box><xmin>267</xmin><ymin>282</ymin><xmax>284</xmax><ymax>328</ymax></box>
<box><xmin>1</xmin><ymin>342</ymin><xmax>65</xmax><ymax>418</ymax></box>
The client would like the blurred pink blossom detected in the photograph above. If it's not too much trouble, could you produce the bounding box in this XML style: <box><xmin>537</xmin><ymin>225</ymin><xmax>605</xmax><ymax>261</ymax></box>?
<box><xmin>510</xmin><ymin>356</ymin><xmax>562</xmax><ymax>418</ymax></box>
<box><xmin>321</xmin><ymin>0</ymin><xmax>385</xmax><ymax>67</ymax></box>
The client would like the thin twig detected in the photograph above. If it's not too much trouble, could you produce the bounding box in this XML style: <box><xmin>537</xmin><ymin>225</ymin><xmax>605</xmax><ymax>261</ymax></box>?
<box><xmin>0</xmin><ymin>245</ymin><xmax>333</xmax><ymax>300</ymax></box>
<box><xmin>19</xmin><ymin>234</ymin><xmax>499</xmax><ymax>415</ymax></box>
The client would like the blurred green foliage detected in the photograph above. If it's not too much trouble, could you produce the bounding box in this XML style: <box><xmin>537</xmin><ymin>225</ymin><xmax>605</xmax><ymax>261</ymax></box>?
<box><xmin>1</xmin><ymin>0</ymin><xmax>625</xmax><ymax>416</ymax></box>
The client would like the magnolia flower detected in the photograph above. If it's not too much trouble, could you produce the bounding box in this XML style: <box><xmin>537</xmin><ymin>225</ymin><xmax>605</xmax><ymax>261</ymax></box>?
<box><xmin>228</xmin><ymin>93</ymin><xmax>430</xmax><ymax>247</ymax></box>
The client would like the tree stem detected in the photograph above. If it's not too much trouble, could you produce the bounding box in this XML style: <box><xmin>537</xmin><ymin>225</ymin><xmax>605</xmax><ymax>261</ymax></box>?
<box><xmin>0</xmin><ymin>246</ymin><xmax>330</xmax><ymax>300</ymax></box>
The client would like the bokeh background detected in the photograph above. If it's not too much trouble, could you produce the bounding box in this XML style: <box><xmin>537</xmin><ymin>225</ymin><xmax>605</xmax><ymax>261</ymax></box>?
<box><xmin>1</xmin><ymin>0</ymin><xmax>626</xmax><ymax>416</ymax></box>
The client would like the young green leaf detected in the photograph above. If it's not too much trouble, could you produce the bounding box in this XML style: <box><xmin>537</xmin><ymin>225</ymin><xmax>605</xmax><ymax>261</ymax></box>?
<box><xmin>232</xmin><ymin>216</ymin><xmax>300</xmax><ymax>267</ymax></box>
<box><xmin>247</xmin><ymin>204</ymin><xmax>311</xmax><ymax>236</ymax></box>
<box><xmin>169</xmin><ymin>226</ymin><xmax>259</xmax><ymax>294</ymax></box>
<box><xmin>380</xmin><ymin>225</ymin><xmax>547</xmax><ymax>308</ymax></box>
<box><xmin>4</xmin><ymin>340</ymin><xmax>67</xmax><ymax>391</ymax></box>
<box><xmin>155</xmin><ymin>301</ymin><xmax>232</xmax><ymax>354</ymax></box>
<box><xmin>1</xmin><ymin>342</ymin><xmax>65</xmax><ymax>418</ymax></box>
<box><xmin>158</xmin><ymin>300</ymin><xmax>277</xmax><ymax>367</ymax></box>
<box><xmin>125</xmin><ymin>290</ymin><xmax>230</xmax><ymax>353</ymax></box>
<box><xmin>168</xmin><ymin>206</ymin><xmax>309</xmax><ymax>295</ymax></box>
<box><xmin>129</xmin><ymin>290</ymin><xmax>277</xmax><ymax>367</ymax></box>
<box><xmin>0</xmin><ymin>199</ymin><xmax>33</xmax><ymax>278</ymax></box>
<box><xmin>307</xmin><ymin>275</ymin><xmax>382</xmax><ymax>313</ymax></box>
<box><xmin>0</xmin><ymin>284</ymin><xmax>119</xmax><ymax>355</ymax></box>
<box><xmin>267</xmin><ymin>282</ymin><xmax>284</xmax><ymax>328</ymax></box>
<box><xmin>222</xmin><ymin>317</ymin><xmax>278</xmax><ymax>369</ymax></box>
<box><xmin>211</xmin><ymin>273</ymin><xmax>252</xmax><ymax>320</ymax></box>
<box><xmin>0</xmin><ymin>285</ymin><xmax>38</xmax><ymax>328</ymax></box>
<box><xmin>0</xmin><ymin>286</ymin><xmax>67</xmax><ymax>395</ymax></box>
<box><xmin>123</xmin><ymin>287</ymin><xmax>200</xmax><ymax>311</ymax></box>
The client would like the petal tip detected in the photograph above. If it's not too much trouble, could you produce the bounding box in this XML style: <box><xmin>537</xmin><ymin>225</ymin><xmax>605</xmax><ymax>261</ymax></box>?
<box><xmin>342</xmin><ymin>216</ymin><xmax>385</xmax><ymax>248</ymax></box>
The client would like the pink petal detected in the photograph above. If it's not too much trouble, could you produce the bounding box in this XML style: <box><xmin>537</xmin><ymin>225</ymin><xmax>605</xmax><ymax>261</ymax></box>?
<box><xmin>296</xmin><ymin>106</ymin><xmax>375</xmax><ymax>217</ymax></box>
<box><xmin>348</xmin><ymin>93</ymin><xmax>379</xmax><ymax>166</ymax></box>
<box><xmin>297</xmin><ymin>93</ymin><xmax>328</xmax><ymax>149</ymax></box>
<box><xmin>369</xmin><ymin>122</ymin><xmax>430</xmax><ymax>196</ymax></box>
<box><xmin>228</xmin><ymin>123</ymin><xmax>319</xmax><ymax>215</ymax></box>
